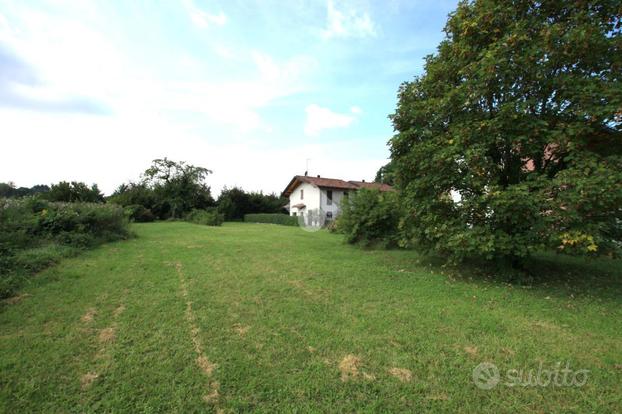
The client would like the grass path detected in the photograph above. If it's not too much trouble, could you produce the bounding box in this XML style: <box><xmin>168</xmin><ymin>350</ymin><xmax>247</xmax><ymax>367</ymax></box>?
<box><xmin>1</xmin><ymin>222</ymin><xmax>621</xmax><ymax>412</ymax></box>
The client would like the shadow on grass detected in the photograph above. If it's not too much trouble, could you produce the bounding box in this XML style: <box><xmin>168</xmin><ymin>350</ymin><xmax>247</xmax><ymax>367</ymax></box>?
<box><xmin>417</xmin><ymin>251</ymin><xmax>622</xmax><ymax>302</ymax></box>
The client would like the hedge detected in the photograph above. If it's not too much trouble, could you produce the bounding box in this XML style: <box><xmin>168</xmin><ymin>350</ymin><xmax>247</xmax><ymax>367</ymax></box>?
<box><xmin>244</xmin><ymin>213</ymin><xmax>298</xmax><ymax>226</ymax></box>
<box><xmin>185</xmin><ymin>208</ymin><xmax>224</xmax><ymax>226</ymax></box>
<box><xmin>0</xmin><ymin>197</ymin><xmax>130</xmax><ymax>298</ymax></box>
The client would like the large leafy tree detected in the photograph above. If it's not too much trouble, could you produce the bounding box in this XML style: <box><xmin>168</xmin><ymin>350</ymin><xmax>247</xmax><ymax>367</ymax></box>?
<box><xmin>108</xmin><ymin>182</ymin><xmax>157</xmax><ymax>210</ymax></box>
<box><xmin>375</xmin><ymin>160</ymin><xmax>397</xmax><ymax>185</ymax></box>
<box><xmin>142</xmin><ymin>158</ymin><xmax>214</xmax><ymax>219</ymax></box>
<box><xmin>390</xmin><ymin>0</ymin><xmax>621</xmax><ymax>266</ymax></box>
<box><xmin>108</xmin><ymin>158</ymin><xmax>215</xmax><ymax>219</ymax></box>
<box><xmin>45</xmin><ymin>181</ymin><xmax>104</xmax><ymax>203</ymax></box>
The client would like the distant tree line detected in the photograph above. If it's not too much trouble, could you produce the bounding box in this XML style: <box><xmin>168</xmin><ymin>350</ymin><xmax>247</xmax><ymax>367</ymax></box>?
<box><xmin>217</xmin><ymin>187</ymin><xmax>286</xmax><ymax>221</ymax></box>
<box><xmin>2</xmin><ymin>158</ymin><xmax>287</xmax><ymax>223</ymax></box>
<box><xmin>0</xmin><ymin>181</ymin><xmax>104</xmax><ymax>203</ymax></box>
<box><xmin>0</xmin><ymin>183</ymin><xmax>50</xmax><ymax>198</ymax></box>
<box><xmin>108</xmin><ymin>158</ymin><xmax>287</xmax><ymax>221</ymax></box>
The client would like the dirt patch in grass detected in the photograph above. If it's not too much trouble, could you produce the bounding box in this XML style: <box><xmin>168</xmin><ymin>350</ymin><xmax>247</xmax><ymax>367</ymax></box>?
<box><xmin>197</xmin><ymin>356</ymin><xmax>216</xmax><ymax>375</ymax></box>
<box><xmin>173</xmin><ymin>261</ymin><xmax>221</xmax><ymax>409</ymax></box>
<box><xmin>233</xmin><ymin>324</ymin><xmax>250</xmax><ymax>336</ymax></box>
<box><xmin>98</xmin><ymin>327</ymin><xmax>116</xmax><ymax>343</ymax></box>
<box><xmin>113</xmin><ymin>304</ymin><xmax>125</xmax><ymax>317</ymax></box>
<box><xmin>287</xmin><ymin>279</ymin><xmax>305</xmax><ymax>289</ymax></box>
<box><xmin>362</xmin><ymin>372</ymin><xmax>376</xmax><ymax>380</ymax></box>
<box><xmin>339</xmin><ymin>354</ymin><xmax>360</xmax><ymax>382</ymax></box>
<box><xmin>463</xmin><ymin>346</ymin><xmax>478</xmax><ymax>357</ymax></box>
<box><xmin>81</xmin><ymin>308</ymin><xmax>96</xmax><ymax>323</ymax></box>
<box><xmin>80</xmin><ymin>372</ymin><xmax>99</xmax><ymax>389</ymax></box>
<box><xmin>502</xmin><ymin>347</ymin><xmax>516</xmax><ymax>356</ymax></box>
<box><xmin>203</xmin><ymin>381</ymin><xmax>220</xmax><ymax>404</ymax></box>
<box><xmin>388</xmin><ymin>367</ymin><xmax>412</xmax><ymax>382</ymax></box>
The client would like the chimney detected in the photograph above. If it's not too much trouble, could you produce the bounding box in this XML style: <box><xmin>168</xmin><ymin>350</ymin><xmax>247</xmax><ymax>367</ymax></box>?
<box><xmin>317</xmin><ymin>174</ymin><xmax>320</xmax><ymax>178</ymax></box>
<box><xmin>362</xmin><ymin>179</ymin><xmax>365</xmax><ymax>182</ymax></box>
<box><xmin>304</xmin><ymin>171</ymin><xmax>308</xmax><ymax>176</ymax></box>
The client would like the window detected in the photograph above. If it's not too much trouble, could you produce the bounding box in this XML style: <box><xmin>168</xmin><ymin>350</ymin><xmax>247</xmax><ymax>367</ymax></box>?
<box><xmin>300</xmin><ymin>189</ymin><xmax>304</xmax><ymax>200</ymax></box>
<box><xmin>327</xmin><ymin>190</ymin><xmax>333</xmax><ymax>205</ymax></box>
<box><xmin>292</xmin><ymin>212</ymin><xmax>297</xmax><ymax>216</ymax></box>
<box><xmin>343</xmin><ymin>191</ymin><xmax>349</xmax><ymax>198</ymax></box>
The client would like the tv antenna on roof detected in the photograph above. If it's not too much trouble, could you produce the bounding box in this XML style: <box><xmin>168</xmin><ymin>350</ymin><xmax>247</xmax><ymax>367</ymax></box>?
<box><xmin>305</xmin><ymin>158</ymin><xmax>310</xmax><ymax>176</ymax></box>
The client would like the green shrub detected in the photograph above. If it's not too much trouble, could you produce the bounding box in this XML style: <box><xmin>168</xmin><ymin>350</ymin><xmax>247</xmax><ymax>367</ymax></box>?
<box><xmin>124</xmin><ymin>204</ymin><xmax>155</xmax><ymax>222</ymax></box>
<box><xmin>244</xmin><ymin>213</ymin><xmax>298</xmax><ymax>226</ymax></box>
<box><xmin>0</xmin><ymin>197</ymin><xmax>130</xmax><ymax>298</ymax></box>
<box><xmin>335</xmin><ymin>189</ymin><xmax>401</xmax><ymax>247</ymax></box>
<box><xmin>37</xmin><ymin>202</ymin><xmax>130</xmax><ymax>245</ymax></box>
<box><xmin>185</xmin><ymin>208</ymin><xmax>224</xmax><ymax>226</ymax></box>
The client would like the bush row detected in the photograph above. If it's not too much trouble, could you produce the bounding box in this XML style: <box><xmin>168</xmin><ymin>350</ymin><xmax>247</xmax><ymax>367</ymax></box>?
<box><xmin>244</xmin><ymin>213</ymin><xmax>299</xmax><ymax>226</ymax></box>
<box><xmin>185</xmin><ymin>208</ymin><xmax>224</xmax><ymax>226</ymax></box>
<box><xmin>0</xmin><ymin>197</ymin><xmax>130</xmax><ymax>299</ymax></box>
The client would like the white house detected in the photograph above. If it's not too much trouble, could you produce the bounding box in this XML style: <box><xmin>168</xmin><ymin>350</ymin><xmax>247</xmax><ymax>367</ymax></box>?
<box><xmin>281</xmin><ymin>174</ymin><xmax>393</xmax><ymax>225</ymax></box>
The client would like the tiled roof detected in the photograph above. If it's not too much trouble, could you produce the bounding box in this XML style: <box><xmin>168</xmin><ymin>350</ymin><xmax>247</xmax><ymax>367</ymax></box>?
<box><xmin>281</xmin><ymin>175</ymin><xmax>393</xmax><ymax>197</ymax></box>
<box><xmin>299</xmin><ymin>176</ymin><xmax>360</xmax><ymax>190</ymax></box>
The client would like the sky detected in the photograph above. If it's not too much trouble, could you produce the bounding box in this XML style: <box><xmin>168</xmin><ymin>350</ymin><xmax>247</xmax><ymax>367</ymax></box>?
<box><xmin>0</xmin><ymin>0</ymin><xmax>458</xmax><ymax>196</ymax></box>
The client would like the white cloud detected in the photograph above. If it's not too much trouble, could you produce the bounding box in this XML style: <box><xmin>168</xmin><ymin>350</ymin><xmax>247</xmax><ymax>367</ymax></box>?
<box><xmin>0</xmin><ymin>9</ymin><xmax>125</xmax><ymax>114</ymax></box>
<box><xmin>0</xmin><ymin>10</ymin><xmax>315</xmax><ymax>132</ymax></box>
<box><xmin>0</xmin><ymin>12</ymin><xmax>13</xmax><ymax>36</ymax></box>
<box><xmin>1</xmin><ymin>2</ymin><xmax>315</xmax><ymax>133</ymax></box>
<box><xmin>0</xmin><ymin>2</ymin><xmax>388</xmax><ymax>198</ymax></box>
<box><xmin>161</xmin><ymin>52</ymin><xmax>316</xmax><ymax>132</ymax></box>
<box><xmin>252</xmin><ymin>51</ymin><xmax>316</xmax><ymax>83</ymax></box>
<box><xmin>322</xmin><ymin>0</ymin><xmax>377</xmax><ymax>39</ymax></box>
<box><xmin>212</xmin><ymin>44</ymin><xmax>235</xmax><ymax>60</ymax></box>
<box><xmin>252</xmin><ymin>52</ymin><xmax>281</xmax><ymax>82</ymax></box>
<box><xmin>304</xmin><ymin>104</ymin><xmax>358</xmax><ymax>136</ymax></box>
<box><xmin>184</xmin><ymin>0</ymin><xmax>227</xmax><ymax>28</ymax></box>
<box><xmin>0</xmin><ymin>108</ymin><xmax>385</xmax><ymax>196</ymax></box>
<box><xmin>350</xmin><ymin>106</ymin><xmax>362</xmax><ymax>114</ymax></box>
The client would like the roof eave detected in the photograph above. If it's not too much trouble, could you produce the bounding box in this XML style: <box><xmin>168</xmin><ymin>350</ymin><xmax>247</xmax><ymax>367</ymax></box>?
<box><xmin>281</xmin><ymin>175</ymin><xmax>306</xmax><ymax>198</ymax></box>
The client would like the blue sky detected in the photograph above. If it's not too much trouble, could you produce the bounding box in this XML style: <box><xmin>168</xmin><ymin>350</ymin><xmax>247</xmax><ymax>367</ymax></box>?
<box><xmin>0</xmin><ymin>0</ymin><xmax>458</xmax><ymax>195</ymax></box>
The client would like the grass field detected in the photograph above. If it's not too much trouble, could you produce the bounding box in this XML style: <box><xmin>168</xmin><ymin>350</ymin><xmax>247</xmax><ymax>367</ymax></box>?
<box><xmin>1</xmin><ymin>222</ymin><xmax>621</xmax><ymax>412</ymax></box>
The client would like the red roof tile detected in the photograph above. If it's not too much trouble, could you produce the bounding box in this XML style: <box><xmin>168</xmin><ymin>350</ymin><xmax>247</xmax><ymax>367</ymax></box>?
<box><xmin>281</xmin><ymin>175</ymin><xmax>393</xmax><ymax>197</ymax></box>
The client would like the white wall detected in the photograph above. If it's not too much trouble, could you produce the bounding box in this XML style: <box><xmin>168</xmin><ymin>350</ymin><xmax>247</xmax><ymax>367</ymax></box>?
<box><xmin>319</xmin><ymin>188</ymin><xmax>347</xmax><ymax>218</ymax></box>
<box><xmin>288</xmin><ymin>182</ymin><xmax>320</xmax><ymax>216</ymax></box>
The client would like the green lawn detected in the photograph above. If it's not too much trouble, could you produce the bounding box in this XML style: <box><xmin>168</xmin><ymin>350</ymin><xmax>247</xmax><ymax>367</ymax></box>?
<box><xmin>1</xmin><ymin>222</ymin><xmax>620</xmax><ymax>412</ymax></box>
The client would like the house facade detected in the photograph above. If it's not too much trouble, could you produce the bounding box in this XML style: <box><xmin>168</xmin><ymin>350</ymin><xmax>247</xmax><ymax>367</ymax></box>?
<box><xmin>281</xmin><ymin>175</ymin><xmax>392</xmax><ymax>225</ymax></box>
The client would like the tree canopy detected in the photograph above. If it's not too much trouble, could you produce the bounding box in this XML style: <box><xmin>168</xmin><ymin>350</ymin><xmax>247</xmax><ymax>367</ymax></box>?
<box><xmin>217</xmin><ymin>187</ymin><xmax>287</xmax><ymax>221</ymax></box>
<box><xmin>0</xmin><ymin>183</ymin><xmax>50</xmax><ymax>198</ymax></box>
<box><xmin>390</xmin><ymin>0</ymin><xmax>622</xmax><ymax>265</ymax></box>
<box><xmin>109</xmin><ymin>158</ymin><xmax>215</xmax><ymax>219</ymax></box>
<box><xmin>374</xmin><ymin>160</ymin><xmax>397</xmax><ymax>186</ymax></box>
<box><xmin>46</xmin><ymin>181</ymin><xmax>104</xmax><ymax>203</ymax></box>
